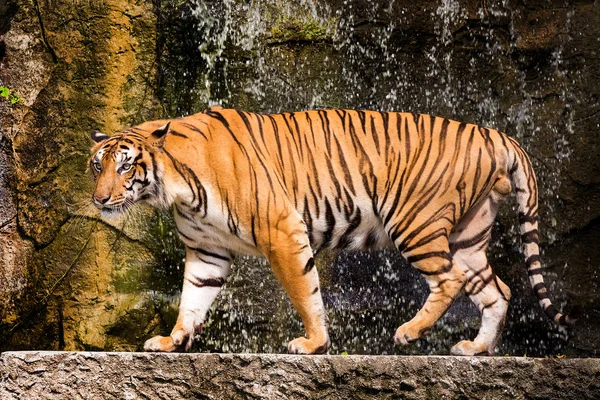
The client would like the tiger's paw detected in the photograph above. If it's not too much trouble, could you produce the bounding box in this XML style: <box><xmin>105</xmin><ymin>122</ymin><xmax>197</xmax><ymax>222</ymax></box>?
<box><xmin>394</xmin><ymin>322</ymin><xmax>429</xmax><ymax>345</ymax></box>
<box><xmin>143</xmin><ymin>331</ymin><xmax>189</xmax><ymax>352</ymax></box>
<box><xmin>287</xmin><ymin>337</ymin><xmax>329</xmax><ymax>355</ymax></box>
<box><xmin>450</xmin><ymin>340</ymin><xmax>491</xmax><ymax>356</ymax></box>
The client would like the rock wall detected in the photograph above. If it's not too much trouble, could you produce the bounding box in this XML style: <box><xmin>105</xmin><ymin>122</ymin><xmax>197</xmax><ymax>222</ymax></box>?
<box><xmin>1</xmin><ymin>352</ymin><xmax>599</xmax><ymax>399</ymax></box>
<box><xmin>0</xmin><ymin>0</ymin><xmax>598</xmax><ymax>356</ymax></box>
<box><xmin>0</xmin><ymin>0</ymin><xmax>161</xmax><ymax>351</ymax></box>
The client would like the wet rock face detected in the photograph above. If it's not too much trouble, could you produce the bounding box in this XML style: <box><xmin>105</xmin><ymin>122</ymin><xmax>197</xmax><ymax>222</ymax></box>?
<box><xmin>0</xmin><ymin>0</ymin><xmax>160</xmax><ymax>351</ymax></box>
<box><xmin>0</xmin><ymin>0</ymin><xmax>598</xmax><ymax>356</ymax></box>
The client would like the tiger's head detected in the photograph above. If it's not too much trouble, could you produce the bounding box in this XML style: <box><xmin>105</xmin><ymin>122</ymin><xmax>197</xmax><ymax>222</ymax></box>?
<box><xmin>88</xmin><ymin>123</ymin><xmax>170</xmax><ymax>217</ymax></box>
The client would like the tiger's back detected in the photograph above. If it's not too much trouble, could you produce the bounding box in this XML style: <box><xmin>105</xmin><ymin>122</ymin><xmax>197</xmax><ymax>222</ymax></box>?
<box><xmin>89</xmin><ymin>107</ymin><xmax>578</xmax><ymax>356</ymax></box>
<box><xmin>204</xmin><ymin>109</ymin><xmax>512</xmax><ymax>253</ymax></box>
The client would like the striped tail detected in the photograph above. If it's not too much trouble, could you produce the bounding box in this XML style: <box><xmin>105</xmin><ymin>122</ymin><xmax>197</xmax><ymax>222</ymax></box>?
<box><xmin>509</xmin><ymin>144</ymin><xmax>581</xmax><ymax>326</ymax></box>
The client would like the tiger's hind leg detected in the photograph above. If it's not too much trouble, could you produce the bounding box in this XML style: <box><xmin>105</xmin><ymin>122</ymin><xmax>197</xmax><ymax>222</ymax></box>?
<box><xmin>393</xmin><ymin>225</ymin><xmax>467</xmax><ymax>345</ymax></box>
<box><xmin>262</xmin><ymin>208</ymin><xmax>329</xmax><ymax>355</ymax></box>
<box><xmin>449</xmin><ymin>183</ymin><xmax>512</xmax><ymax>356</ymax></box>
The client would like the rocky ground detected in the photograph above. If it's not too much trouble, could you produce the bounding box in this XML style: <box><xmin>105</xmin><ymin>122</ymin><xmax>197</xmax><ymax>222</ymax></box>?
<box><xmin>1</xmin><ymin>352</ymin><xmax>599</xmax><ymax>399</ymax></box>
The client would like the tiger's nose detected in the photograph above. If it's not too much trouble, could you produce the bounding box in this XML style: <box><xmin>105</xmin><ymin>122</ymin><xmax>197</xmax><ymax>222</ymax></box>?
<box><xmin>93</xmin><ymin>194</ymin><xmax>111</xmax><ymax>205</ymax></box>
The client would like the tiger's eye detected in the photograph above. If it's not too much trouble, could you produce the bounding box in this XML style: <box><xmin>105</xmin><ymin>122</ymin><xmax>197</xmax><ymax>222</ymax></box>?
<box><xmin>93</xmin><ymin>161</ymin><xmax>102</xmax><ymax>172</ymax></box>
<box><xmin>121</xmin><ymin>163</ymin><xmax>132</xmax><ymax>172</ymax></box>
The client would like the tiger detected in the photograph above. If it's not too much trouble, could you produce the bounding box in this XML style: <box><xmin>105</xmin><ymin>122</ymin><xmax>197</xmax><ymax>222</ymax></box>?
<box><xmin>88</xmin><ymin>106</ymin><xmax>579</xmax><ymax>356</ymax></box>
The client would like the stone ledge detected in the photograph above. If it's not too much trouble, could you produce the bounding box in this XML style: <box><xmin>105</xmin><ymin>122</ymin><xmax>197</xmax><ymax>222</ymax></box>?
<box><xmin>0</xmin><ymin>351</ymin><xmax>599</xmax><ymax>399</ymax></box>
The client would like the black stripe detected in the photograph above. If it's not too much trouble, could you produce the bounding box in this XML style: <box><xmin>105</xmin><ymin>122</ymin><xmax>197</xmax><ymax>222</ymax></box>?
<box><xmin>303</xmin><ymin>257</ymin><xmax>315</xmax><ymax>275</ymax></box>
<box><xmin>558</xmin><ymin>314</ymin><xmax>567</xmax><ymax>325</ymax></box>
<box><xmin>196</xmin><ymin>257</ymin><xmax>222</xmax><ymax>267</ymax></box>
<box><xmin>325</xmin><ymin>149</ymin><xmax>343</xmax><ymax>205</ymax></box>
<box><xmin>463</xmin><ymin>265</ymin><xmax>492</xmax><ymax>297</ymax></box>
<box><xmin>190</xmin><ymin>247</ymin><xmax>231</xmax><ymax>262</ymax></box>
<box><xmin>284</xmin><ymin>135</ymin><xmax>300</xmax><ymax>206</ymax></box>
<box><xmin>282</xmin><ymin>112</ymin><xmax>302</xmax><ymax>160</ymax></box>
<box><xmin>256</xmin><ymin>114</ymin><xmax>267</xmax><ymax>145</ymax></box>
<box><xmin>336</xmin><ymin>208</ymin><xmax>362</xmax><ymax>250</ymax></box>
<box><xmin>405</xmin><ymin>228</ymin><xmax>448</xmax><ymax>254</ymax></box>
<box><xmin>169</xmin><ymin>129</ymin><xmax>187</xmax><ymax>138</ymax></box>
<box><xmin>525</xmin><ymin>255</ymin><xmax>541</xmax><ymax>268</ymax></box>
<box><xmin>227</xmin><ymin>209</ymin><xmax>239</xmax><ymax>237</ymax></box>
<box><xmin>357</xmin><ymin>110</ymin><xmax>367</xmax><ymax>130</ymax></box>
<box><xmin>532</xmin><ymin>282</ymin><xmax>549</xmax><ymax>300</ymax></box>
<box><xmin>333</xmin><ymin>135</ymin><xmax>355</xmax><ymax>195</ymax></box>
<box><xmin>361</xmin><ymin>157</ymin><xmax>376</xmax><ymax>199</ymax></box>
<box><xmin>149</xmin><ymin>150</ymin><xmax>161</xmax><ymax>199</ymax></box>
<box><xmin>163</xmin><ymin>149</ymin><xmax>207</xmax><ymax>216</ymax></box>
<box><xmin>481</xmin><ymin>299</ymin><xmax>498</xmax><ymax>311</ymax></box>
<box><xmin>180</xmin><ymin>122</ymin><xmax>208</xmax><ymax>140</ymax></box>
<box><xmin>175</xmin><ymin>205</ymin><xmax>195</xmax><ymax>223</ymax></box>
<box><xmin>466</xmin><ymin>274</ymin><xmax>495</xmax><ymax>297</ymax></box>
<box><xmin>371</xmin><ymin>114</ymin><xmax>381</xmax><ymax>155</ymax></box>
<box><xmin>416</xmin><ymin>263</ymin><xmax>453</xmax><ymax>276</ymax></box>
<box><xmin>458</xmin><ymin>125</ymin><xmax>476</xmax><ymax>215</ymax></box>
<box><xmin>364</xmin><ymin>229</ymin><xmax>379</xmax><ymax>248</ymax></box>
<box><xmin>206</xmin><ymin>110</ymin><xmax>275</xmax><ymax>194</ymax></box>
<box><xmin>250</xmin><ymin>214</ymin><xmax>258</xmax><ymax>246</ymax></box>
<box><xmin>305</xmin><ymin>112</ymin><xmax>317</xmax><ymax>147</ymax></box>
<box><xmin>544</xmin><ymin>304</ymin><xmax>560</xmax><ymax>321</ymax></box>
<box><xmin>449</xmin><ymin>225</ymin><xmax>492</xmax><ymax>253</ymax></box>
<box><xmin>318</xmin><ymin>110</ymin><xmax>333</xmax><ymax>155</ymax></box>
<box><xmin>322</xmin><ymin>199</ymin><xmax>336</xmax><ymax>248</ymax></box>
<box><xmin>267</xmin><ymin>115</ymin><xmax>285</xmax><ymax>170</ymax></box>
<box><xmin>406</xmin><ymin>252</ymin><xmax>452</xmax><ymax>269</ymax></box>
<box><xmin>306</xmin><ymin>150</ymin><xmax>323</xmax><ymax>198</ymax></box>
<box><xmin>137</xmin><ymin>161</ymin><xmax>148</xmax><ymax>178</ymax></box>
<box><xmin>378</xmin><ymin>116</ymin><xmax>402</xmax><ymax>217</ymax></box>
<box><xmin>384</xmin><ymin>116</ymin><xmax>418</xmax><ymax>226</ymax></box>
<box><xmin>342</xmin><ymin>187</ymin><xmax>355</xmax><ymax>220</ymax></box>
<box><xmin>186</xmin><ymin>277</ymin><xmax>225</xmax><ymax>288</ymax></box>
<box><xmin>518</xmin><ymin>212</ymin><xmax>539</xmax><ymax>225</ymax></box>
<box><xmin>303</xmin><ymin>199</ymin><xmax>315</xmax><ymax>246</ymax></box>
<box><xmin>237</xmin><ymin>110</ymin><xmax>268</xmax><ymax>159</ymax></box>
<box><xmin>289</xmin><ymin>112</ymin><xmax>304</xmax><ymax>160</ymax></box>
<box><xmin>389</xmin><ymin>170</ymin><xmax>448</xmax><ymax>244</ymax></box>
<box><xmin>521</xmin><ymin>230</ymin><xmax>539</xmax><ymax>244</ymax></box>
<box><xmin>527</xmin><ymin>267</ymin><xmax>543</xmax><ymax>276</ymax></box>
<box><xmin>177</xmin><ymin>228</ymin><xmax>194</xmax><ymax>242</ymax></box>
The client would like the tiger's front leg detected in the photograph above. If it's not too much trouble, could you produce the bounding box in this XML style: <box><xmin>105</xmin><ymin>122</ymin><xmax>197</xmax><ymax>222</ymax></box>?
<box><xmin>144</xmin><ymin>246</ymin><xmax>232</xmax><ymax>352</ymax></box>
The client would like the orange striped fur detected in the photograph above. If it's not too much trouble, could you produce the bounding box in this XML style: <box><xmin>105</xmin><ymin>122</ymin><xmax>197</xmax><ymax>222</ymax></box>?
<box><xmin>89</xmin><ymin>107</ymin><xmax>578</xmax><ymax>355</ymax></box>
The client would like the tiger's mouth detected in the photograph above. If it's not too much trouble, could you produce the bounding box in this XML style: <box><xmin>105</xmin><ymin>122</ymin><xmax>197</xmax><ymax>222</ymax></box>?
<box><xmin>99</xmin><ymin>201</ymin><xmax>134</xmax><ymax>217</ymax></box>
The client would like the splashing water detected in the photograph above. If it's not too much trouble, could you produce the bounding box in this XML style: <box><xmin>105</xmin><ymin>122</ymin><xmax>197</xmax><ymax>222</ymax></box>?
<box><xmin>144</xmin><ymin>0</ymin><xmax>584</xmax><ymax>356</ymax></box>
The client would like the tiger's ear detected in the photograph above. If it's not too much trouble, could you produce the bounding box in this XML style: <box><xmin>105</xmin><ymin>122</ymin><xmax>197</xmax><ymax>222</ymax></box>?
<box><xmin>150</xmin><ymin>122</ymin><xmax>170</xmax><ymax>148</ymax></box>
<box><xmin>90</xmin><ymin>130</ymin><xmax>109</xmax><ymax>143</ymax></box>
<box><xmin>151</xmin><ymin>122</ymin><xmax>171</xmax><ymax>139</ymax></box>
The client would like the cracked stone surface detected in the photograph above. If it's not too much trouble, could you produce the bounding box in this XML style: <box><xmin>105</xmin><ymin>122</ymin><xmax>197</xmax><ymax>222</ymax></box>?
<box><xmin>1</xmin><ymin>352</ymin><xmax>599</xmax><ymax>399</ymax></box>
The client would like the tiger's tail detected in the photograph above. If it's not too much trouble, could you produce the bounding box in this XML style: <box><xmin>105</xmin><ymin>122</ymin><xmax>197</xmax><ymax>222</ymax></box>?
<box><xmin>508</xmin><ymin>142</ymin><xmax>582</xmax><ymax>326</ymax></box>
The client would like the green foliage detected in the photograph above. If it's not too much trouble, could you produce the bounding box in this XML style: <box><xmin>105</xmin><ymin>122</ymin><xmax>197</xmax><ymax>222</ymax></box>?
<box><xmin>269</xmin><ymin>17</ymin><xmax>332</xmax><ymax>43</ymax></box>
<box><xmin>0</xmin><ymin>86</ymin><xmax>23</xmax><ymax>105</ymax></box>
